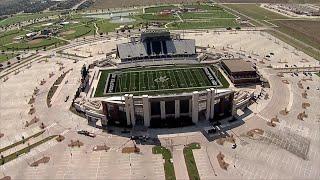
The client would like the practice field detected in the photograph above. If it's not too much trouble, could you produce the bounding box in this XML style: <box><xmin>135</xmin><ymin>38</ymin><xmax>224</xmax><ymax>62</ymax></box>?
<box><xmin>95</xmin><ymin>66</ymin><xmax>223</xmax><ymax>96</ymax></box>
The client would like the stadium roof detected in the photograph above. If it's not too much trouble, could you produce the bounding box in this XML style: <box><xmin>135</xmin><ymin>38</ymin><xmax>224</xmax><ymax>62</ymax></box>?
<box><xmin>117</xmin><ymin>39</ymin><xmax>196</xmax><ymax>60</ymax></box>
<box><xmin>222</xmin><ymin>59</ymin><xmax>255</xmax><ymax>73</ymax></box>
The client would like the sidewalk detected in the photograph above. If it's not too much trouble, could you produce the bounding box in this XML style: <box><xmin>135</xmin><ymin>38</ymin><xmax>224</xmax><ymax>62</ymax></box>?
<box><xmin>172</xmin><ymin>145</ymin><xmax>189</xmax><ymax>180</ymax></box>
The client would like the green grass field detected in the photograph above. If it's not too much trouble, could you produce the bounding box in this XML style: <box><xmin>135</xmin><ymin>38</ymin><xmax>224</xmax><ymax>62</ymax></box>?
<box><xmin>138</xmin><ymin>14</ymin><xmax>177</xmax><ymax>21</ymax></box>
<box><xmin>0</xmin><ymin>53</ymin><xmax>16</xmax><ymax>63</ymax></box>
<box><xmin>183</xmin><ymin>4</ymin><xmax>223</xmax><ymax>11</ymax></box>
<box><xmin>4</xmin><ymin>37</ymin><xmax>66</xmax><ymax>50</ymax></box>
<box><xmin>0</xmin><ymin>29</ymin><xmax>27</xmax><ymax>46</ymax></box>
<box><xmin>95</xmin><ymin>66</ymin><xmax>224</xmax><ymax>97</ymax></box>
<box><xmin>114</xmin><ymin>67</ymin><xmax>215</xmax><ymax>92</ymax></box>
<box><xmin>145</xmin><ymin>5</ymin><xmax>177</xmax><ymax>13</ymax></box>
<box><xmin>0</xmin><ymin>12</ymin><xmax>59</xmax><ymax>27</ymax></box>
<box><xmin>225</xmin><ymin>4</ymin><xmax>289</xmax><ymax>21</ymax></box>
<box><xmin>168</xmin><ymin>19</ymin><xmax>238</xmax><ymax>30</ymax></box>
<box><xmin>61</xmin><ymin>25</ymin><xmax>94</xmax><ymax>40</ymax></box>
<box><xmin>180</xmin><ymin>11</ymin><xmax>235</xmax><ymax>19</ymax></box>
<box><xmin>96</xmin><ymin>20</ymin><xmax>119</xmax><ymax>33</ymax></box>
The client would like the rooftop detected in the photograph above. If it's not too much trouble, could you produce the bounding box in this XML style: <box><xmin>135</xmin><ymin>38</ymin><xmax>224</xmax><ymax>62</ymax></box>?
<box><xmin>222</xmin><ymin>59</ymin><xmax>255</xmax><ymax>73</ymax></box>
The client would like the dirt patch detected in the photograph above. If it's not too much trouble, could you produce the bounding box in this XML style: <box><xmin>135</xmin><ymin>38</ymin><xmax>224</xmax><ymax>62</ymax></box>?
<box><xmin>28</xmin><ymin>96</ymin><xmax>35</xmax><ymax>104</ymax></box>
<box><xmin>297</xmin><ymin>82</ymin><xmax>304</xmax><ymax>89</ymax></box>
<box><xmin>56</xmin><ymin>135</ymin><xmax>65</xmax><ymax>142</ymax></box>
<box><xmin>60</xmin><ymin>30</ymin><xmax>76</xmax><ymax>36</ymax></box>
<box><xmin>0</xmin><ymin>133</ymin><xmax>4</xmax><ymax>138</ymax></box>
<box><xmin>30</xmin><ymin>156</ymin><xmax>50</xmax><ymax>167</ymax></box>
<box><xmin>27</xmin><ymin>39</ymin><xmax>43</xmax><ymax>45</ymax></box>
<box><xmin>0</xmin><ymin>176</ymin><xmax>11</xmax><ymax>180</ymax></box>
<box><xmin>297</xmin><ymin>111</ymin><xmax>308</xmax><ymax>121</ymax></box>
<box><xmin>302</xmin><ymin>102</ymin><xmax>310</xmax><ymax>109</ymax></box>
<box><xmin>93</xmin><ymin>145</ymin><xmax>110</xmax><ymax>152</ymax></box>
<box><xmin>302</xmin><ymin>91</ymin><xmax>308</xmax><ymax>99</ymax></box>
<box><xmin>25</xmin><ymin>116</ymin><xmax>39</xmax><ymax>127</ymax></box>
<box><xmin>271</xmin><ymin>116</ymin><xmax>280</xmax><ymax>123</ymax></box>
<box><xmin>267</xmin><ymin>120</ymin><xmax>276</xmax><ymax>127</ymax></box>
<box><xmin>247</xmin><ymin>128</ymin><xmax>264</xmax><ymax>138</ymax></box>
<box><xmin>216</xmin><ymin>135</ymin><xmax>235</xmax><ymax>145</ymax></box>
<box><xmin>282</xmin><ymin>79</ymin><xmax>289</xmax><ymax>84</ymax></box>
<box><xmin>68</xmin><ymin>140</ymin><xmax>84</xmax><ymax>148</ymax></box>
<box><xmin>217</xmin><ymin>152</ymin><xmax>229</xmax><ymax>170</ymax></box>
<box><xmin>279</xmin><ymin>108</ymin><xmax>289</xmax><ymax>115</ymax></box>
<box><xmin>122</xmin><ymin>146</ymin><xmax>140</xmax><ymax>153</ymax></box>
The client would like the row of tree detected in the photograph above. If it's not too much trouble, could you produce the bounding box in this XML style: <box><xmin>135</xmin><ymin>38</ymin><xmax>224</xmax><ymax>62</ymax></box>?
<box><xmin>0</xmin><ymin>0</ymin><xmax>56</xmax><ymax>16</ymax></box>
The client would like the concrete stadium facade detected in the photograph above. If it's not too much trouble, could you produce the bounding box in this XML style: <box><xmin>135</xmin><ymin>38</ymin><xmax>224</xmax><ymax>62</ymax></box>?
<box><xmin>89</xmin><ymin>88</ymin><xmax>234</xmax><ymax>128</ymax></box>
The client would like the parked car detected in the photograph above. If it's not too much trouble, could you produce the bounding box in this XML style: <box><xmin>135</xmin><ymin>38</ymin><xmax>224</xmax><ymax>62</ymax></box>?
<box><xmin>77</xmin><ymin>130</ymin><xmax>96</xmax><ymax>138</ymax></box>
<box><xmin>65</xmin><ymin>95</ymin><xmax>69</xmax><ymax>102</ymax></box>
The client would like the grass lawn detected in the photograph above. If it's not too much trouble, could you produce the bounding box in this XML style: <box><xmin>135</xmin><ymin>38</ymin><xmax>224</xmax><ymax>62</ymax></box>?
<box><xmin>180</xmin><ymin>11</ymin><xmax>235</xmax><ymax>19</ymax></box>
<box><xmin>4</xmin><ymin>37</ymin><xmax>66</xmax><ymax>50</ymax></box>
<box><xmin>96</xmin><ymin>20</ymin><xmax>119</xmax><ymax>33</ymax></box>
<box><xmin>182</xmin><ymin>4</ymin><xmax>223</xmax><ymax>11</ymax></box>
<box><xmin>0</xmin><ymin>12</ymin><xmax>59</xmax><ymax>27</ymax></box>
<box><xmin>183</xmin><ymin>143</ymin><xmax>201</xmax><ymax>180</ymax></box>
<box><xmin>168</xmin><ymin>19</ymin><xmax>238</xmax><ymax>30</ymax></box>
<box><xmin>225</xmin><ymin>4</ymin><xmax>290</xmax><ymax>21</ymax></box>
<box><xmin>0</xmin><ymin>29</ymin><xmax>27</xmax><ymax>45</ymax></box>
<box><xmin>0</xmin><ymin>53</ymin><xmax>16</xmax><ymax>63</ymax></box>
<box><xmin>95</xmin><ymin>69</ymin><xmax>115</xmax><ymax>97</ymax></box>
<box><xmin>266</xmin><ymin>30</ymin><xmax>320</xmax><ymax>61</ymax></box>
<box><xmin>316</xmin><ymin>72</ymin><xmax>320</xmax><ymax>77</ymax></box>
<box><xmin>211</xmin><ymin>65</ymin><xmax>230</xmax><ymax>88</ymax></box>
<box><xmin>153</xmin><ymin>146</ymin><xmax>176</xmax><ymax>180</ymax></box>
<box><xmin>138</xmin><ymin>14</ymin><xmax>177</xmax><ymax>21</ymax></box>
<box><xmin>145</xmin><ymin>5</ymin><xmax>177</xmax><ymax>13</ymax></box>
<box><xmin>271</xmin><ymin>20</ymin><xmax>320</xmax><ymax>50</ymax></box>
<box><xmin>60</xmin><ymin>24</ymin><xmax>94</xmax><ymax>40</ymax></box>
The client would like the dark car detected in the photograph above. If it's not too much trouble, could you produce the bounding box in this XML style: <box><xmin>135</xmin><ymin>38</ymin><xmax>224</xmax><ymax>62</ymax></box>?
<box><xmin>130</xmin><ymin>136</ymin><xmax>139</xmax><ymax>140</ymax></box>
<box><xmin>65</xmin><ymin>95</ymin><xmax>69</xmax><ymax>102</ymax></box>
<box><xmin>77</xmin><ymin>130</ymin><xmax>96</xmax><ymax>138</ymax></box>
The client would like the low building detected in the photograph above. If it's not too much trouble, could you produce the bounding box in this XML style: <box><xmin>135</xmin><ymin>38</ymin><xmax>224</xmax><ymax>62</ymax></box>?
<box><xmin>221</xmin><ymin>59</ymin><xmax>260</xmax><ymax>85</ymax></box>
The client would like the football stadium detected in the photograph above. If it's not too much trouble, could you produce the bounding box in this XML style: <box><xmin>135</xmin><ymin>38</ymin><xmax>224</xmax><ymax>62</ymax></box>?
<box><xmin>75</xmin><ymin>29</ymin><xmax>237</xmax><ymax>128</ymax></box>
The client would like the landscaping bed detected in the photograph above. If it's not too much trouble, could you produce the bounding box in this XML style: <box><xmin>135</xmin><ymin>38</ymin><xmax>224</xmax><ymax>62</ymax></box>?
<box><xmin>152</xmin><ymin>146</ymin><xmax>176</xmax><ymax>180</ymax></box>
<box><xmin>183</xmin><ymin>143</ymin><xmax>201</xmax><ymax>180</ymax></box>
<box><xmin>1</xmin><ymin>135</ymin><xmax>57</xmax><ymax>165</ymax></box>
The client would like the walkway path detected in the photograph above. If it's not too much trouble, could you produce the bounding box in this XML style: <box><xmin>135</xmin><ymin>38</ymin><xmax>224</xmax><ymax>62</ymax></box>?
<box><xmin>172</xmin><ymin>145</ymin><xmax>189</xmax><ymax>180</ymax></box>
<box><xmin>94</xmin><ymin>22</ymin><xmax>99</xmax><ymax>35</ymax></box>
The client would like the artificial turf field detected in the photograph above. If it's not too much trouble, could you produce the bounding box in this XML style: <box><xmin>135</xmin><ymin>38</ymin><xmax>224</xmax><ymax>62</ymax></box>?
<box><xmin>105</xmin><ymin>66</ymin><xmax>220</xmax><ymax>95</ymax></box>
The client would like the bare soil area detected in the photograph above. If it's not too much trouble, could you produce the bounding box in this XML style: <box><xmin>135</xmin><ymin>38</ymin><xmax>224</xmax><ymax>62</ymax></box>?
<box><xmin>60</xmin><ymin>30</ymin><xmax>76</xmax><ymax>36</ymax></box>
<box><xmin>27</xmin><ymin>39</ymin><xmax>43</xmax><ymax>45</ymax></box>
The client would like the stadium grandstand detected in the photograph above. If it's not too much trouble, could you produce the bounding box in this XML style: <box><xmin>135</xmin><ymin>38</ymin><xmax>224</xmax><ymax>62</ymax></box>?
<box><xmin>116</xmin><ymin>29</ymin><xmax>196</xmax><ymax>62</ymax></box>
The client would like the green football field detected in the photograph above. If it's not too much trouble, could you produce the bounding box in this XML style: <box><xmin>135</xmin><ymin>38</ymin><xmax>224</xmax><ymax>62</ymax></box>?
<box><xmin>110</xmin><ymin>67</ymin><xmax>218</xmax><ymax>94</ymax></box>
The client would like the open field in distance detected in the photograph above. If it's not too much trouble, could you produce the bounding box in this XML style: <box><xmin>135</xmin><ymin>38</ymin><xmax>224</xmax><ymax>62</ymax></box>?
<box><xmin>217</xmin><ymin>0</ymin><xmax>320</xmax><ymax>3</ymax></box>
<box><xmin>272</xmin><ymin>20</ymin><xmax>320</xmax><ymax>50</ymax></box>
<box><xmin>90</xmin><ymin>0</ymin><xmax>206</xmax><ymax>9</ymax></box>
